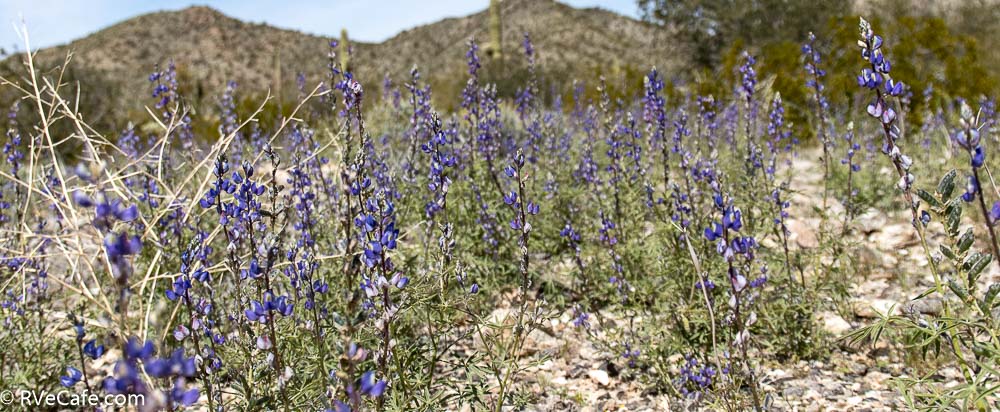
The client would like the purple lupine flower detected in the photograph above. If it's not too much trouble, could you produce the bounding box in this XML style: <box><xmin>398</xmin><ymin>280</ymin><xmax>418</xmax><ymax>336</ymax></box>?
<box><xmin>515</xmin><ymin>34</ymin><xmax>543</xmax><ymax>165</ymax></box>
<box><xmin>572</xmin><ymin>305</ymin><xmax>591</xmax><ymax>329</ymax></box>
<box><xmin>149</xmin><ymin>62</ymin><xmax>194</xmax><ymax>150</ymax></box>
<box><xmin>60</xmin><ymin>367</ymin><xmax>83</xmax><ymax>387</ymax></box>
<box><xmin>952</xmin><ymin>101</ymin><xmax>987</xmax><ymax>169</ymax></box>
<box><xmin>676</xmin><ymin>355</ymin><xmax>716</xmax><ymax>398</ymax></box>
<box><xmin>841</xmin><ymin>123</ymin><xmax>862</xmax><ymax>221</ymax></box>
<box><xmin>950</xmin><ymin>100</ymin><xmax>1000</xmax><ymax>257</ymax></box>
<box><xmin>621</xmin><ymin>341</ymin><xmax>641</xmax><ymax>368</ymax></box>
<box><xmin>739</xmin><ymin>52</ymin><xmax>757</xmax><ymax>99</ymax></box>
<box><xmin>739</xmin><ymin>52</ymin><xmax>764</xmax><ymax>175</ymax></box>
<box><xmin>802</xmin><ymin>33</ymin><xmax>829</xmax><ymax>111</ymax></box>
<box><xmin>401</xmin><ymin>67</ymin><xmax>435</xmax><ymax>183</ymax></box>
<box><xmin>83</xmin><ymin>339</ymin><xmax>106</xmax><ymax>359</ymax></box>
<box><xmin>515</xmin><ymin>33</ymin><xmax>538</xmax><ymax>119</ymax></box>
<box><xmin>421</xmin><ymin>114</ymin><xmax>458</xmax><ymax>218</ymax></box>
<box><xmin>104</xmin><ymin>233</ymin><xmax>142</xmax><ymax>262</ymax></box>
<box><xmin>75</xmin><ymin>191</ymin><xmax>144</xmax><ymax>315</ymax></box>
<box><xmin>359</xmin><ymin>371</ymin><xmax>388</xmax><ymax>397</ymax></box>
<box><xmin>859</xmin><ymin>17</ymin><xmax>924</xmax><ymax>230</ymax></box>
<box><xmin>2</xmin><ymin>103</ymin><xmax>25</xmax><ymax>232</ymax></box>
<box><xmin>574</xmin><ymin>103</ymin><xmax>602</xmax><ymax>186</ymax></box>
<box><xmin>803</xmin><ymin>32</ymin><xmax>832</xmax><ymax>186</ymax></box>
<box><xmin>841</xmin><ymin>124</ymin><xmax>862</xmax><ymax>173</ymax></box>
<box><xmin>218</xmin><ymin>80</ymin><xmax>245</xmax><ymax>162</ymax></box>
<box><xmin>170</xmin><ymin>378</ymin><xmax>200</xmax><ymax>406</ymax></box>
<box><xmin>599</xmin><ymin>210</ymin><xmax>628</xmax><ymax>300</ymax></box>
<box><xmin>702</xmin><ymin>188</ymin><xmax>765</xmax><ymax>406</ymax></box>
<box><xmin>104</xmin><ymin>338</ymin><xmax>197</xmax><ymax>403</ymax></box>
<box><xmin>644</xmin><ymin>69</ymin><xmax>670</xmax><ymax>204</ymax></box>
<box><xmin>990</xmin><ymin>201</ymin><xmax>1000</xmax><ymax>224</ymax></box>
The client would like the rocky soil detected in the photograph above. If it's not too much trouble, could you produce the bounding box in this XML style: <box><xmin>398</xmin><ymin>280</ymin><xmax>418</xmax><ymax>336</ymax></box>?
<box><xmin>506</xmin><ymin>149</ymin><xmax>990</xmax><ymax>411</ymax></box>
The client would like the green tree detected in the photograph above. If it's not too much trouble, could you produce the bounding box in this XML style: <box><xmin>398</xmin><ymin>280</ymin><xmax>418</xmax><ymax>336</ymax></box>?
<box><xmin>638</xmin><ymin>0</ymin><xmax>848</xmax><ymax>68</ymax></box>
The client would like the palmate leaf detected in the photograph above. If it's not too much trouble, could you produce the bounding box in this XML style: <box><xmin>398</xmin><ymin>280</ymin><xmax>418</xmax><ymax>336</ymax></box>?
<box><xmin>906</xmin><ymin>320</ymin><xmax>945</xmax><ymax>361</ymax></box>
<box><xmin>843</xmin><ymin>304</ymin><xmax>899</xmax><ymax>348</ymax></box>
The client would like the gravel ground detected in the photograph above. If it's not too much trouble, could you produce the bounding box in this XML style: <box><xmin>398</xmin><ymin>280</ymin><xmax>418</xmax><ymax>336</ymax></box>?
<box><xmin>504</xmin><ymin>149</ymin><xmax>987</xmax><ymax>411</ymax></box>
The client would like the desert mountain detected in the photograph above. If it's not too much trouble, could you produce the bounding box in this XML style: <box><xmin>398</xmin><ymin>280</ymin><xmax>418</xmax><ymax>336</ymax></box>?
<box><xmin>6</xmin><ymin>0</ymin><xmax>676</xmax><ymax>112</ymax></box>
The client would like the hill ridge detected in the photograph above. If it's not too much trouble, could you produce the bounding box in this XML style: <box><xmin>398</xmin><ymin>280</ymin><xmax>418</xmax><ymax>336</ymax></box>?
<box><xmin>5</xmin><ymin>1</ymin><xmax>677</xmax><ymax>113</ymax></box>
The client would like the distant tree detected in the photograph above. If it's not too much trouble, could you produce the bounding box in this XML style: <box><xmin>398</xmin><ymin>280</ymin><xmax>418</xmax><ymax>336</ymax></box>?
<box><xmin>951</xmin><ymin>0</ymin><xmax>1000</xmax><ymax>80</ymax></box>
<box><xmin>638</xmin><ymin>0</ymin><xmax>848</xmax><ymax>68</ymax></box>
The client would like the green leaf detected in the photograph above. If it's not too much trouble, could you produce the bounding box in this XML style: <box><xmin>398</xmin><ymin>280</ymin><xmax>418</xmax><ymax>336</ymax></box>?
<box><xmin>946</xmin><ymin>205</ymin><xmax>962</xmax><ymax>236</ymax></box>
<box><xmin>948</xmin><ymin>279</ymin><xmax>969</xmax><ymax>301</ymax></box>
<box><xmin>940</xmin><ymin>245</ymin><xmax>957</xmax><ymax>260</ymax></box>
<box><xmin>957</xmin><ymin>228</ymin><xmax>975</xmax><ymax>253</ymax></box>
<box><xmin>938</xmin><ymin>169</ymin><xmax>957</xmax><ymax>198</ymax></box>
<box><xmin>962</xmin><ymin>251</ymin><xmax>980</xmax><ymax>270</ymax></box>
<box><xmin>980</xmin><ymin>283</ymin><xmax>1000</xmax><ymax>312</ymax></box>
<box><xmin>916</xmin><ymin>189</ymin><xmax>941</xmax><ymax>209</ymax></box>
<box><xmin>968</xmin><ymin>253</ymin><xmax>992</xmax><ymax>284</ymax></box>
<box><xmin>912</xmin><ymin>286</ymin><xmax>937</xmax><ymax>300</ymax></box>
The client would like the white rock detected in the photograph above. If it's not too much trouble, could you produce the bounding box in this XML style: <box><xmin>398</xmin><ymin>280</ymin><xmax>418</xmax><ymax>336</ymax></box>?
<box><xmin>864</xmin><ymin>371</ymin><xmax>890</xmax><ymax>389</ymax></box>
<box><xmin>787</xmin><ymin>219</ymin><xmax>819</xmax><ymax>248</ymax></box>
<box><xmin>818</xmin><ymin>311</ymin><xmax>852</xmax><ymax>335</ymax></box>
<box><xmin>854</xmin><ymin>299</ymin><xmax>897</xmax><ymax>318</ymax></box>
<box><xmin>587</xmin><ymin>369</ymin><xmax>611</xmax><ymax>386</ymax></box>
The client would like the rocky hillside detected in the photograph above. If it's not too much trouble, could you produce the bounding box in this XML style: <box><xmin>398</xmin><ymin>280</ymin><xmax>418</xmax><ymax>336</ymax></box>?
<box><xmin>364</xmin><ymin>0</ymin><xmax>676</xmax><ymax>80</ymax></box>
<box><xmin>4</xmin><ymin>0</ymin><xmax>677</xmax><ymax>112</ymax></box>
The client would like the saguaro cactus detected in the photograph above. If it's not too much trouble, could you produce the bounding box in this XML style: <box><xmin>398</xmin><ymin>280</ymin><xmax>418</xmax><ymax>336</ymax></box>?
<box><xmin>486</xmin><ymin>0</ymin><xmax>503</xmax><ymax>60</ymax></box>
<box><xmin>272</xmin><ymin>49</ymin><xmax>283</xmax><ymax>108</ymax></box>
<box><xmin>340</xmin><ymin>28</ymin><xmax>352</xmax><ymax>72</ymax></box>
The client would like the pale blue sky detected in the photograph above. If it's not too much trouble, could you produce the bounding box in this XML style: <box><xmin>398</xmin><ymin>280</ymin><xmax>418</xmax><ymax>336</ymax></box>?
<box><xmin>0</xmin><ymin>0</ymin><xmax>640</xmax><ymax>53</ymax></box>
